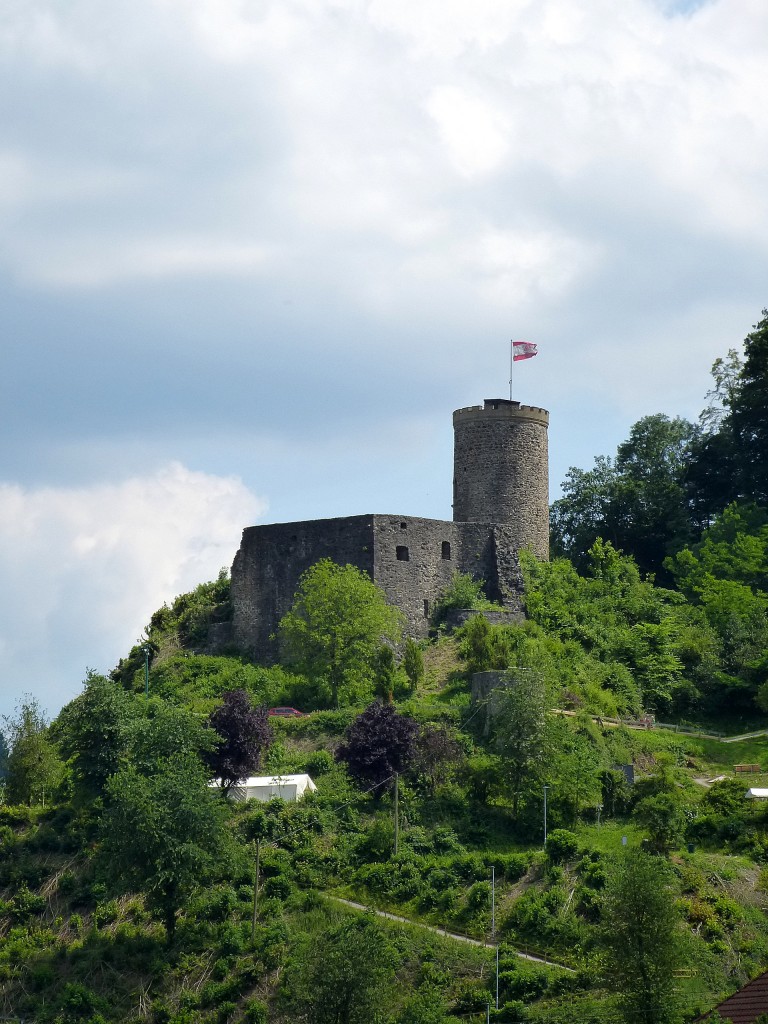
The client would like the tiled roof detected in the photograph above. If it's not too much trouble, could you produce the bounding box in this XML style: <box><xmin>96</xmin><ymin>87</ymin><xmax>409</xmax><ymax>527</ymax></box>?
<box><xmin>695</xmin><ymin>970</ymin><xmax>768</xmax><ymax>1023</ymax></box>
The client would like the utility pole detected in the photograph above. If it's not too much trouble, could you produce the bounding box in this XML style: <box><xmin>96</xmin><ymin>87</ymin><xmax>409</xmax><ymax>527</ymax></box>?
<box><xmin>393</xmin><ymin>773</ymin><xmax>399</xmax><ymax>855</ymax></box>
<box><xmin>543</xmin><ymin>784</ymin><xmax>549</xmax><ymax>847</ymax></box>
<box><xmin>143</xmin><ymin>646</ymin><xmax>150</xmax><ymax>698</ymax></box>
<box><xmin>251</xmin><ymin>838</ymin><xmax>261</xmax><ymax>941</ymax></box>
<box><xmin>495</xmin><ymin>945</ymin><xmax>499</xmax><ymax>1010</ymax></box>
<box><xmin>491</xmin><ymin>866</ymin><xmax>495</xmax><ymax>940</ymax></box>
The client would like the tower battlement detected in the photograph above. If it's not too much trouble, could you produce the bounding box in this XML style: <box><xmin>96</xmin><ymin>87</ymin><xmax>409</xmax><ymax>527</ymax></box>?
<box><xmin>452</xmin><ymin>398</ymin><xmax>549</xmax><ymax>559</ymax></box>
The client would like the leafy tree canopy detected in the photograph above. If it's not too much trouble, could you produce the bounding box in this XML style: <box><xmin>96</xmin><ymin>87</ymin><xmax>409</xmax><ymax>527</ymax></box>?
<box><xmin>2</xmin><ymin>697</ymin><xmax>64</xmax><ymax>806</ymax></box>
<box><xmin>100</xmin><ymin>753</ymin><xmax>232</xmax><ymax>942</ymax></box>
<box><xmin>666</xmin><ymin>503</ymin><xmax>768</xmax><ymax>708</ymax></box>
<box><xmin>431</xmin><ymin>571</ymin><xmax>498</xmax><ymax>625</ymax></box>
<box><xmin>204</xmin><ymin>689</ymin><xmax>273</xmax><ymax>791</ymax></box>
<box><xmin>601</xmin><ymin>849</ymin><xmax>684</xmax><ymax>1024</ymax></box>
<box><xmin>54</xmin><ymin>672</ymin><xmax>141</xmax><ymax>799</ymax></box>
<box><xmin>298</xmin><ymin>916</ymin><xmax>397</xmax><ymax>1024</ymax></box>
<box><xmin>551</xmin><ymin>414</ymin><xmax>697</xmax><ymax>580</ymax></box>
<box><xmin>336</xmin><ymin>701</ymin><xmax>419</xmax><ymax>795</ymax></box>
<box><xmin>278</xmin><ymin>559</ymin><xmax>403</xmax><ymax>707</ymax></box>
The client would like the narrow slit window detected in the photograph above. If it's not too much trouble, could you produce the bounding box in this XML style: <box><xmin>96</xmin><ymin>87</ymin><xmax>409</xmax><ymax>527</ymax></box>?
<box><xmin>423</xmin><ymin>599</ymin><xmax>429</xmax><ymax>617</ymax></box>
<box><xmin>396</xmin><ymin>545</ymin><xmax>410</xmax><ymax>561</ymax></box>
<box><xmin>441</xmin><ymin>541</ymin><xmax>451</xmax><ymax>560</ymax></box>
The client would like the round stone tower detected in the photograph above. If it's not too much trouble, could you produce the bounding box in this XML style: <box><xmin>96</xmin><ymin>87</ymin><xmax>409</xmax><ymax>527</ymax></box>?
<box><xmin>453</xmin><ymin>399</ymin><xmax>550</xmax><ymax>559</ymax></box>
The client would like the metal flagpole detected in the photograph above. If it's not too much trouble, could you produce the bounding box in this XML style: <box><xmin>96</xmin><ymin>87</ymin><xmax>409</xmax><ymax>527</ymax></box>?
<box><xmin>509</xmin><ymin>340</ymin><xmax>513</xmax><ymax>400</ymax></box>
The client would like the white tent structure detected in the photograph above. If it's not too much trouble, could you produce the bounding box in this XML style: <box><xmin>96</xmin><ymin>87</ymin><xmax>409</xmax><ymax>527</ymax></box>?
<box><xmin>745</xmin><ymin>788</ymin><xmax>768</xmax><ymax>800</ymax></box>
<box><xmin>209</xmin><ymin>774</ymin><xmax>317</xmax><ymax>803</ymax></box>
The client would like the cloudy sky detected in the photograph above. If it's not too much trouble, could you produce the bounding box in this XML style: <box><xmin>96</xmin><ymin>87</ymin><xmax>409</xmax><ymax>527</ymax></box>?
<box><xmin>2</xmin><ymin>0</ymin><xmax>767</xmax><ymax>720</ymax></box>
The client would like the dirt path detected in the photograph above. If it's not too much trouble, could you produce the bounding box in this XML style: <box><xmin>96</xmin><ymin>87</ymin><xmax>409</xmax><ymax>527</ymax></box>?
<box><xmin>552</xmin><ymin>709</ymin><xmax>768</xmax><ymax>744</ymax></box>
<box><xmin>326</xmin><ymin>895</ymin><xmax>576</xmax><ymax>972</ymax></box>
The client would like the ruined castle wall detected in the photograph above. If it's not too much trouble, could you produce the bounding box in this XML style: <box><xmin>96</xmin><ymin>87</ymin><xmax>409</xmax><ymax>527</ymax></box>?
<box><xmin>231</xmin><ymin>515</ymin><xmax>375</xmax><ymax>661</ymax></box>
<box><xmin>453</xmin><ymin>399</ymin><xmax>549</xmax><ymax>560</ymax></box>
<box><xmin>371</xmin><ymin>516</ymin><xmax>462</xmax><ymax>639</ymax></box>
<box><xmin>454</xmin><ymin>521</ymin><xmax>525</xmax><ymax>613</ymax></box>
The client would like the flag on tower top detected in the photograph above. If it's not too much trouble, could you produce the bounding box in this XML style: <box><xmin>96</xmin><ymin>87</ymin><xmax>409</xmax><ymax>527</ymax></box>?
<box><xmin>512</xmin><ymin>340</ymin><xmax>538</xmax><ymax>362</ymax></box>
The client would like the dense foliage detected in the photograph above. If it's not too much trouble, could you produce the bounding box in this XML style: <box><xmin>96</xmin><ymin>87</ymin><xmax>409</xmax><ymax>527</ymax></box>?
<box><xmin>278</xmin><ymin>559</ymin><xmax>403</xmax><ymax>707</ymax></box>
<box><xmin>206</xmin><ymin>689</ymin><xmax>274</xmax><ymax>791</ymax></box>
<box><xmin>4</xmin><ymin>310</ymin><xmax>768</xmax><ymax>1023</ymax></box>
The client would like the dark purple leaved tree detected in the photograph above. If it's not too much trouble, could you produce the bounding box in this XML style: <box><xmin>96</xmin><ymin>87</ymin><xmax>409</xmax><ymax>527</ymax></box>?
<box><xmin>205</xmin><ymin>690</ymin><xmax>273</xmax><ymax>792</ymax></box>
<box><xmin>336</xmin><ymin>701</ymin><xmax>418</xmax><ymax>795</ymax></box>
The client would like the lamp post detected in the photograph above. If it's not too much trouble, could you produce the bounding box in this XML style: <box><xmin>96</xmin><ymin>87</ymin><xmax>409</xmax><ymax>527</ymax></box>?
<box><xmin>543</xmin><ymin>784</ymin><xmax>549</xmax><ymax>847</ymax></box>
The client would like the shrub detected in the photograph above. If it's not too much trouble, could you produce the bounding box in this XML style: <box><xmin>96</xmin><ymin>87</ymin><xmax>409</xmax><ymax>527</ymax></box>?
<box><xmin>0</xmin><ymin>805</ymin><xmax>32</xmax><ymax>826</ymax></box>
<box><xmin>93</xmin><ymin>899</ymin><xmax>120</xmax><ymax>928</ymax></box>
<box><xmin>10</xmin><ymin>882</ymin><xmax>46</xmax><ymax>922</ymax></box>
<box><xmin>243</xmin><ymin>999</ymin><xmax>268</xmax><ymax>1023</ymax></box>
<box><xmin>303</xmin><ymin>749</ymin><xmax>334</xmax><ymax>775</ymax></box>
<box><xmin>262</xmin><ymin>875</ymin><xmax>293</xmax><ymax>902</ymax></box>
<box><xmin>58</xmin><ymin>870</ymin><xmax>77</xmax><ymax>895</ymax></box>
<box><xmin>546</xmin><ymin>829</ymin><xmax>579</xmax><ymax>864</ymax></box>
<box><xmin>58</xmin><ymin>982</ymin><xmax>107</xmax><ymax>1021</ymax></box>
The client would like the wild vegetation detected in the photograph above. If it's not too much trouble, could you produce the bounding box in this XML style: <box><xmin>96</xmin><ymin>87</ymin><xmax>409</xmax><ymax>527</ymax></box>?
<box><xmin>2</xmin><ymin>310</ymin><xmax>768</xmax><ymax>1023</ymax></box>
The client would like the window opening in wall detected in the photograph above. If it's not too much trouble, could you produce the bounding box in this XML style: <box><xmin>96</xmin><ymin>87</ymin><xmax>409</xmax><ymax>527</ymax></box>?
<box><xmin>400</xmin><ymin>522</ymin><xmax>407</xmax><ymax>529</ymax></box>
<box><xmin>424</xmin><ymin>599</ymin><xmax>429</xmax><ymax>617</ymax></box>
<box><xmin>396</xmin><ymin>545</ymin><xmax>409</xmax><ymax>561</ymax></box>
<box><xmin>441</xmin><ymin>541</ymin><xmax>451</xmax><ymax>560</ymax></box>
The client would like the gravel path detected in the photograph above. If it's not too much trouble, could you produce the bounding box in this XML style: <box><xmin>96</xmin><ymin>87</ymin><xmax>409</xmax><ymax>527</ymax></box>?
<box><xmin>326</xmin><ymin>895</ymin><xmax>576</xmax><ymax>972</ymax></box>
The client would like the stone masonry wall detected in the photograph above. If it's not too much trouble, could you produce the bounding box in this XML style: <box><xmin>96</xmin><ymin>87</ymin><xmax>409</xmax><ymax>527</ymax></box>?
<box><xmin>230</xmin><ymin>513</ymin><xmax>524</xmax><ymax>660</ymax></box>
<box><xmin>229</xmin><ymin>397</ymin><xmax>548</xmax><ymax>663</ymax></box>
<box><xmin>371</xmin><ymin>516</ymin><xmax>462</xmax><ymax>640</ymax></box>
<box><xmin>453</xmin><ymin>399</ymin><xmax>549</xmax><ymax>560</ymax></box>
<box><xmin>231</xmin><ymin>515</ymin><xmax>375</xmax><ymax>662</ymax></box>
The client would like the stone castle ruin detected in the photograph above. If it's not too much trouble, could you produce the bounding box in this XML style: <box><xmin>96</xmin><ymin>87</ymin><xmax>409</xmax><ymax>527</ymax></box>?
<box><xmin>230</xmin><ymin>398</ymin><xmax>549</xmax><ymax>661</ymax></box>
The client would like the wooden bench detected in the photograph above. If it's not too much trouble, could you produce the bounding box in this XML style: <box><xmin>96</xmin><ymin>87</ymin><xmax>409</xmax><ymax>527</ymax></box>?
<box><xmin>734</xmin><ymin>764</ymin><xmax>761</xmax><ymax>773</ymax></box>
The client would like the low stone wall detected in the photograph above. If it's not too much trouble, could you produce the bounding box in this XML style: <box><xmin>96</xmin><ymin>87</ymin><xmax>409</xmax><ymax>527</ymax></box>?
<box><xmin>443</xmin><ymin>608</ymin><xmax>524</xmax><ymax>632</ymax></box>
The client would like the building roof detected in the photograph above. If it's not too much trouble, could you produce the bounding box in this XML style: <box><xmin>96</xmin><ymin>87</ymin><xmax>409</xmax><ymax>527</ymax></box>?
<box><xmin>745</xmin><ymin>789</ymin><xmax>768</xmax><ymax>799</ymax></box>
<box><xmin>695</xmin><ymin>969</ymin><xmax>768</xmax><ymax>1022</ymax></box>
<box><xmin>209</xmin><ymin>774</ymin><xmax>317</xmax><ymax>791</ymax></box>
<box><xmin>236</xmin><ymin>774</ymin><xmax>317</xmax><ymax>790</ymax></box>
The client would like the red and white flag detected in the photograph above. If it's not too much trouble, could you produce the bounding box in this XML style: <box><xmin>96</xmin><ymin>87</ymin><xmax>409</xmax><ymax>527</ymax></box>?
<box><xmin>512</xmin><ymin>340</ymin><xmax>537</xmax><ymax>362</ymax></box>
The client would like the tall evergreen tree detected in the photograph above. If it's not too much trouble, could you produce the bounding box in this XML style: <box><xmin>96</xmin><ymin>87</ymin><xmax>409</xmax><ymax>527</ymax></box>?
<box><xmin>601</xmin><ymin>849</ymin><xmax>683</xmax><ymax>1024</ymax></box>
<box><xmin>732</xmin><ymin>309</ymin><xmax>768</xmax><ymax>504</ymax></box>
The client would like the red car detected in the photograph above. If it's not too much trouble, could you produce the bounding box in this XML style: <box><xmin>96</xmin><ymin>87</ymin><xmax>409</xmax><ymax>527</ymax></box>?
<box><xmin>268</xmin><ymin>706</ymin><xmax>304</xmax><ymax>717</ymax></box>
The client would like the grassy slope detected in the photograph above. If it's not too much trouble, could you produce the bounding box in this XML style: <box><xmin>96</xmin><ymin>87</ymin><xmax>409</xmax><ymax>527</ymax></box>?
<box><xmin>3</xmin><ymin>639</ymin><xmax>768</xmax><ymax>1022</ymax></box>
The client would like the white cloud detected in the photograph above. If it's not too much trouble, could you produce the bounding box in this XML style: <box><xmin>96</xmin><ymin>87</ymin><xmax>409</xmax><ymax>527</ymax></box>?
<box><xmin>19</xmin><ymin>236</ymin><xmax>272</xmax><ymax>288</ymax></box>
<box><xmin>0</xmin><ymin>464</ymin><xmax>266</xmax><ymax>719</ymax></box>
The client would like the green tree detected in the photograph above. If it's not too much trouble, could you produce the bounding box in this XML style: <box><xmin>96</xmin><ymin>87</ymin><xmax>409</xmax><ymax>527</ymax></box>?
<box><xmin>633</xmin><ymin>792</ymin><xmax>686</xmax><ymax>853</ymax></box>
<box><xmin>491</xmin><ymin>670</ymin><xmax>549</xmax><ymax>815</ymax></box>
<box><xmin>278</xmin><ymin>560</ymin><xmax>402</xmax><ymax>707</ymax></box>
<box><xmin>402</xmin><ymin>638</ymin><xmax>425</xmax><ymax>693</ymax></box>
<box><xmin>100</xmin><ymin>753</ymin><xmax>231</xmax><ymax>942</ymax></box>
<box><xmin>131</xmin><ymin>698</ymin><xmax>217</xmax><ymax>777</ymax></box>
<box><xmin>431</xmin><ymin>571</ymin><xmax>496</xmax><ymax>624</ymax></box>
<box><xmin>2</xmin><ymin>697</ymin><xmax>64</xmax><ymax>806</ymax></box>
<box><xmin>601</xmin><ymin>849</ymin><xmax>683</xmax><ymax>1024</ymax></box>
<box><xmin>666</xmin><ymin>503</ymin><xmax>768</xmax><ymax>709</ymax></box>
<box><xmin>458</xmin><ymin>613</ymin><xmax>493</xmax><ymax>674</ymax></box>
<box><xmin>54</xmin><ymin>672</ymin><xmax>140</xmax><ymax>799</ymax></box>
<box><xmin>374</xmin><ymin>645</ymin><xmax>397</xmax><ymax>703</ymax></box>
<box><xmin>732</xmin><ymin>309</ymin><xmax>768</xmax><ymax>504</ymax></box>
<box><xmin>302</xmin><ymin>916</ymin><xmax>396</xmax><ymax>1024</ymax></box>
<box><xmin>551</xmin><ymin>415</ymin><xmax>697</xmax><ymax>579</ymax></box>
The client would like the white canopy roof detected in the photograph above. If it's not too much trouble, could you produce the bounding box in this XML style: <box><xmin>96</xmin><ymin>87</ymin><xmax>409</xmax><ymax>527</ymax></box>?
<box><xmin>745</xmin><ymin>788</ymin><xmax>768</xmax><ymax>799</ymax></box>
<box><xmin>208</xmin><ymin>774</ymin><xmax>317</xmax><ymax>802</ymax></box>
